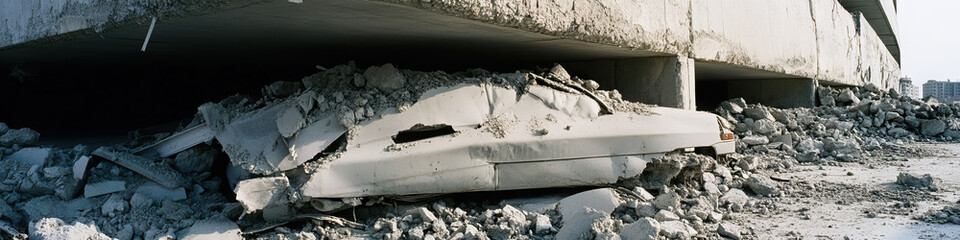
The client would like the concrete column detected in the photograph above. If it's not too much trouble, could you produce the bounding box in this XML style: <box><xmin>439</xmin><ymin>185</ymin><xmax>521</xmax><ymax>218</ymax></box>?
<box><xmin>724</xmin><ymin>78</ymin><xmax>816</xmax><ymax>108</ymax></box>
<box><xmin>562</xmin><ymin>56</ymin><xmax>697</xmax><ymax>110</ymax></box>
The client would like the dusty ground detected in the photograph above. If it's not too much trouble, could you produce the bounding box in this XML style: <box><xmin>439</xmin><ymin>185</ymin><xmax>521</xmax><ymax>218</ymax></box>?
<box><xmin>735</xmin><ymin>143</ymin><xmax>960</xmax><ymax>239</ymax></box>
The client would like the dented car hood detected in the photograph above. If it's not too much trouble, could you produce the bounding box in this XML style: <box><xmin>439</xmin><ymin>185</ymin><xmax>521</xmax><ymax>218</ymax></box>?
<box><xmin>299</xmin><ymin>83</ymin><xmax>732</xmax><ymax>198</ymax></box>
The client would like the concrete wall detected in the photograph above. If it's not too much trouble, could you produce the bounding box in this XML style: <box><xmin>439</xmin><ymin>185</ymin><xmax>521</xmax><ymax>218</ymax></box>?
<box><xmin>0</xmin><ymin>0</ymin><xmax>243</xmax><ymax>48</ymax></box>
<box><xmin>689</xmin><ymin>0</ymin><xmax>818</xmax><ymax>78</ymax></box>
<box><xmin>381</xmin><ymin>0</ymin><xmax>899</xmax><ymax>89</ymax></box>
<box><xmin>858</xmin><ymin>14</ymin><xmax>902</xmax><ymax>90</ymax></box>
<box><xmin>562</xmin><ymin>56</ymin><xmax>696</xmax><ymax>110</ymax></box>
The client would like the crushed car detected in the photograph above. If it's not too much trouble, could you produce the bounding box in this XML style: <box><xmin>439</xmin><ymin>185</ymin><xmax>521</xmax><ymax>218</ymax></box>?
<box><xmin>98</xmin><ymin>63</ymin><xmax>735</xmax><ymax>223</ymax></box>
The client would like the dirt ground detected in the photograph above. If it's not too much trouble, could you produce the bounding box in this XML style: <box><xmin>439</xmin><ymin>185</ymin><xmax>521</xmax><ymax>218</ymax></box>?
<box><xmin>736</xmin><ymin>143</ymin><xmax>960</xmax><ymax>239</ymax></box>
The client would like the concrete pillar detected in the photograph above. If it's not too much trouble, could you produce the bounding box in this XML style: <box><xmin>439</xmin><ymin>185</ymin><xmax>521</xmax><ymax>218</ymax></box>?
<box><xmin>724</xmin><ymin>78</ymin><xmax>816</xmax><ymax>108</ymax></box>
<box><xmin>562</xmin><ymin>56</ymin><xmax>697</xmax><ymax>110</ymax></box>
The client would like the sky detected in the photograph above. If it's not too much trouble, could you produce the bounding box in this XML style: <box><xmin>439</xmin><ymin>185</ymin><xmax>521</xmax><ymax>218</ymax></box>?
<box><xmin>899</xmin><ymin>0</ymin><xmax>960</xmax><ymax>85</ymax></box>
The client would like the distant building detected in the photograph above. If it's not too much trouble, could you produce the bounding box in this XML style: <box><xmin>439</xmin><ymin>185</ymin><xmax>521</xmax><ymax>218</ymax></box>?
<box><xmin>923</xmin><ymin>79</ymin><xmax>960</xmax><ymax>102</ymax></box>
<box><xmin>900</xmin><ymin>77</ymin><xmax>919</xmax><ymax>99</ymax></box>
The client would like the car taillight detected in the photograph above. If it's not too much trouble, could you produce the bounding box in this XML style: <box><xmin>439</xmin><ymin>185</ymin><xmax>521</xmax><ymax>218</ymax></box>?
<box><xmin>720</xmin><ymin>132</ymin><xmax>735</xmax><ymax>140</ymax></box>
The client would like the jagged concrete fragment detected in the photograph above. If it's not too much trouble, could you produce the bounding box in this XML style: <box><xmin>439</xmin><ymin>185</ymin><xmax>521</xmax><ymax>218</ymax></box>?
<box><xmin>92</xmin><ymin>148</ymin><xmax>188</xmax><ymax>189</ymax></box>
<box><xmin>8</xmin><ymin>147</ymin><xmax>50</xmax><ymax>166</ymax></box>
<box><xmin>556</xmin><ymin>207</ymin><xmax>607</xmax><ymax>240</ymax></box>
<box><xmin>234</xmin><ymin>176</ymin><xmax>291</xmax><ymax>213</ymax></box>
<box><xmin>619</xmin><ymin>217</ymin><xmax>659</xmax><ymax>240</ymax></box>
<box><xmin>557</xmin><ymin>188</ymin><xmax>620</xmax><ymax>221</ymax></box>
<box><xmin>181</xmin><ymin>215</ymin><xmax>242</xmax><ymax>240</ymax></box>
<box><xmin>133</xmin><ymin>124</ymin><xmax>214</xmax><ymax>158</ymax></box>
<box><xmin>134</xmin><ymin>183</ymin><xmax>187</xmax><ymax>202</ymax></box>
<box><xmin>0</xmin><ymin>128</ymin><xmax>40</xmax><ymax>147</ymax></box>
<box><xmin>29</xmin><ymin>218</ymin><xmax>112</xmax><ymax>240</ymax></box>
<box><xmin>83</xmin><ymin>181</ymin><xmax>125</xmax><ymax>198</ymax></box>
<box><xmin>72</xmin><ymin>156</ymin><xmax>92</xmax><ymax>181</ymax></box>
<box><xmin>200</xmin><ymin>95</ymin><xmax>345</xmax><ymax>175</ymax></box>
<box><xmin>363</xmin><ymin>63</ymin><xmax>406</xmax><ymax>91</ymax></box>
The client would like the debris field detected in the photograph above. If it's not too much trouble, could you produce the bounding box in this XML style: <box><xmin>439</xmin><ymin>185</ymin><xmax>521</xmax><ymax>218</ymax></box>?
<box><xmin>0</xmin><ymin>63</ymin><xmax>958</xmax><ymax>240</ymax></box>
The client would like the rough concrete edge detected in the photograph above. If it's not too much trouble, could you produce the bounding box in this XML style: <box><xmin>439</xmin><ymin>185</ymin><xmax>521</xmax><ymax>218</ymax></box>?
<box><xmin>0</xmin><ymin>0</ymin><xmax>271</xmax><ymax>51</ymax></box>
<box><xmin>371</xmin><ymin>0</ymin><xmax>691</xmax><ymax>57</ymax></box>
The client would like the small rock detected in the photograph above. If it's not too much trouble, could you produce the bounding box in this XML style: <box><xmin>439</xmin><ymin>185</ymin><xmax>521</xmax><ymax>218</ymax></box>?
<box><xmin>654</xmin><ymin>210</ymin><xmax>680</xmax><ymax>221</ymax></box>
<box><xmin>717</xmin><ymin>223</ymin><xmax>742</xmax><ymax>240</ymax></box>
<box><xmin>364</xmin><ymin>63</ymin><xmax>406</xmax><ymax>91</ymax></box>
<box><xmin>921</xmin><ymin>119</ymin><xmax>947</xmax><ymax>136</ymax></box>
<box><xmin>745</xmin><ymin>174</ymin><xmax>780</xmax><ymax>197</ymax></box>
<box><xmin>741</xmin><ymin>136</ymin><xmax>769</xmax><ymax>146</ymax></box>
<box><xmin>743</xmin><ymin>107</ymin><xmax>775</xmax><ymax>121</ymax></box>
<box><xmin>896</xmin><ymin>173</ymin><xmax>940</xmax><ymax>191</ymax></box>
<box><xmin>619</xmin><ymin>217</ymin><xmax>659</xmax><ymax>240</ymax></box>
<box><xmin>101</xmin><ymin>194</ymin><xmax>127</xmax><ymax>217</ymax></box>
<box><xmin>653</xmin><ymin>191</ymin><xmax>681</xmax><ymax>211</ymax></box>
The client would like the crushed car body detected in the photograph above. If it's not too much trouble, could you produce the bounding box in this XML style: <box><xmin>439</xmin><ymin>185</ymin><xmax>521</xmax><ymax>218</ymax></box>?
<box><xmin>135</xmin><ymin>64</ymin><xmax>735</xmax><ymax>216</ymax></box>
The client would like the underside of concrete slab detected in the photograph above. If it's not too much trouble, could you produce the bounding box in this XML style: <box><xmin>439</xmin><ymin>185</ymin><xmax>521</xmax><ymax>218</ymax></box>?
<box><xmin>0</xmin><ymin>0</ymin><xmax>900</xmax><ymax>135</ymax></box>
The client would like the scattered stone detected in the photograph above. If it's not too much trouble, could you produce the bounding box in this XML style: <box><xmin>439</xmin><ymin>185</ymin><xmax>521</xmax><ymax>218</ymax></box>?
<box><xmin>743</xmin><ymin>107</ymin><xmax>774</xmax><ymax>121</ymax></box>
<box><xmin>653</xmin><ymin>191</ymin><xmax>681</xmax><ymax>211</ymax></box>
<box><xmin>658</xmin><ymin>221</ymin><xmax>696</xmax><ymax>239</ymax></box>
<box><xmin>181</xmin><ymin>215</ymin><xmax>242</xmax><ymax>240</ymax></box>
<box><xmin>134</xmin><ymin>183</ymin><xmax>187</xmax><ymax>203</ymax></box>
<box><xmin>619</xmin><ymin>217</ymin><xmax>659</xmax><ymax>240</ymax></box>
<box><xmin>0</xmin><ymin>128</ymin><xmax>40</xmax><ymax>147</ymax></box>
<box><xmin>129</xmin><ymin>193</ymin><xmax>153</xmax><ymax>209</ymax></box>
<box><xmin>556</xmin><ymin>207</ymin><xmax>607</xmax><ymax>240</ymax></box>
<box><xmin>896</xmin><ymin>173</ymin><xmax>939</xmax><ymax>191</ymax></box>
<box><xmin>100</xmin><ymin>194</ymin><xmax>127</xmax><ymax>217</ymax></box>
<box><xmin>654</xmin><ymin>210</ymin><xmax>680</xmax><ymax>221</ymax></box>
<box><xmin>745</xmin><ymin>174</ymin><xmax>780</xmax><ymax>196</ymax></box>
<box><xmin>721</xmin><ymin>189</ymin><xmax>749</xmax><ymax>209</ymax></box>
<box><xmin>83</xmin><ymin>181</ymin><xmax>126</xmax><ymax>198</ymax></box>
<box><xmin>557</xmin><ymin>188</ymin><xmax>620</xmax><ymax>220</ymax></box>
<box><xmin>29</xmin><ymin>218</ymin><xmax>111</xmax><ymax>240</ymax></box>
<box><xmin>7</xmin><ymin>147</ymin><xmax>50</xmax><ymax>166</ymax></box>
<box><xmin>921</xmin><ymin>119</ymin><xmax>946</xmax><ymax>136</ymax></box>
<box><xmin>741</xmin><ymin>136</ymin><xmax>769</xmax><ymax>146</ymax></box>
<box><xmin>364</xmin><ymin>63</ymin><xmax>406</xmax><ymax>91</ymax></box>
<box><xmin>717</xmin><ymin>222</ymin><xmax>742</xmax><ymax>240</ymax></box>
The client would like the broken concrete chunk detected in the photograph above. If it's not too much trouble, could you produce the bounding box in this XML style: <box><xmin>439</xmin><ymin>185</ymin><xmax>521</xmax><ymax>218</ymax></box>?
<box><xmin>83</xmin><ymin>181</ymin><xmax>125</xmax><ymax>198</ymax></box>
<box><xmin>746</xmin><ymin>174</ymin><xmax>780</xmax><ymax>196</ymax></box>
<box><xmin>0</xmin><ymin>123</ymin><xmax>7</xmax><ymax>135</ymax></box>
<box><xmin>896</xmin><ymin>173</ymin><xmax>940</xmax><ymax>191</ymax></box>
<box><xmin>92</xmin><ymin>147</ymin><xmax>188</xmax><ymax>189</ymax></box>
<box><xmin>276</xmin><ymin>104</ymin><xmax>306</xmax><ymax>138</ymax></box>
<box><xmin>134</xmin><ymin>124</ymin><xmax>215</xmax><ymax>158</ymax></box>
<box><xmin>556</xmin><ymin>207</ymin><xmax>607</xmax><ymax>240</ymax></box>
<box><xmin>619</xmin><ymin>217</ymin><xmax>659</xmax><ymax>240</ymax></box>
<box><xmin>363</xmin><ymin>63</ymin><xmax>406</xmax><ymax>91</ymax></box>
<box><xmin>0</xmin><ymin>128</ymin><xmax>40</xmax><ymax>147</ymax></box>
<box><xmin>658</xmin><ymin>221</ymin><xmax>697</xmax><ymax>239</ymax></box>
<box><xmin>717</xmin><ymin>222</ymin><xmax>742</xmax><ymax>240</ymax></box>
<box><xmin>534</xmin><ymin>214</ymin><xmax>552</xmax><ymax>234</ymax></box>
<box><xmin>921</xmin><ymin>119</ymin><xmax>946</xmax><ymax>136</ymax></box>
<box><xmin>263</xmin><ymin>81</ymin><xmax>302</xmax><ymax>98</ymax></box>
<box><xmin>720</xmin><ymin>188</ymin><xmax>749</xmax><ymax>208</ymax></box>
<box><xmin>172</xmin><ymin>147</ymin><xmax>215</xmax><ymax>175</ymax></box>
<box><xmin>129</xmin><ymin>193</ymin><xmax>153</xmax><ymax>209</ymax></box>
<box><xmin>557</xmin><ymin>188</ymin><xmax>620</xmax><ymax>220</ymax></box>
<box><xmin>29</xmin><ymin>218</ymin><xmax>112</xmax><ymax>240</ymax></box>
<box><xmin>100</xmin><ymin>194</ymin><xmax>127</xmax><ymax>217</ymax></box>
<box><xmin>653</xmin><ymin>191</ymin><xmax>681</xmax><ymax>211</ymax></box>
<box><xmin>134</xmin><ymin>183</ymin><xmax>187</xmax><ymax>203</ymax></box>
<box><xmin>8</xmin><ymin>147</ymin><xmax>50</xmax><ymax>166</ymax></box>
<box><xmin>181</xmin><ymin>215</ymin><xmax>242</xmax><ymax>240</ymax></box>
<box><xmin>234</xmin><ymin>176</ymin><xmax>291</xmax><ymax>213</ymax></box>
<box><xmin>742</xmin><ymin>107</ymin><xmax>775</xmax><ymax>121</ymax></box>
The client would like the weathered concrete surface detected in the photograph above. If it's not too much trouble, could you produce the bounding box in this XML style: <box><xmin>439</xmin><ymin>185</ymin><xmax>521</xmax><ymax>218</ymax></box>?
<box><xmin>2</xmin><ymin>0</ymin><xmax>901</xmax><ymax>111</ymax></box>
<box><xmin>379</xmin><ymin>0</ymin><xmax>899</xmax><ymax>88</ymax></box>
<box><xmin>0</xmin><ymin>0</ymin><xmax>237</xmax><ymax>48</ymax></box>
<box><xmin>857</xmin><ymin>13</ymin><xmax>901</xmax><ymax>90</ymax></box>
<box><xmin>562</xmin><ymin>56</ymin><xmax>695</xmax><ymax>109</ymax></box>
<box><xmin>690</xmin><ymin>0</ymin><xmax>818</xmax><ymax>79</ymax></box>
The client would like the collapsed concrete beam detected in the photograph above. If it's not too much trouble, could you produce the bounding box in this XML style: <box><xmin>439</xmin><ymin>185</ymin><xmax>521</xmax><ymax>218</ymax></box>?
<box><xmin>91</xmin><ymin>147</ymin><xmax>188</xmax><ymax>189</ymax></box>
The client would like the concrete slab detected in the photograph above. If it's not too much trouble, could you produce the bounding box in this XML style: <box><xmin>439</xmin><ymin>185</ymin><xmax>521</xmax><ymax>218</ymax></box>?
<box><xmin>8</xmin><ymin>147</ymin><xmax>50</xmax><ymax>166</ymax></box>
<box><xmin>83</xmin><ymin>181</ymin><xmax>126</xmax><ymax>198</ymax></box>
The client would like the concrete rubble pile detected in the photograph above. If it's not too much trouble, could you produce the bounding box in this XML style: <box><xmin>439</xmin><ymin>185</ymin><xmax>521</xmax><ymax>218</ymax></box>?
<box><xmin>716</xmin><ymin>83</ymin><xmax>959</xmax><ymax>163</ymax></box>
<box><xmin>917</xmin><ymin>202</ymin><xmax>960</xmax><ymax>225</ymax></box>
<box><xmin>0</xmin><ymin>63</ymin><xmax>689</xmax><ymax>240</ymax></box>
